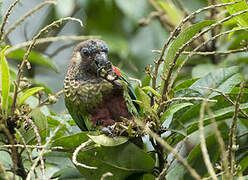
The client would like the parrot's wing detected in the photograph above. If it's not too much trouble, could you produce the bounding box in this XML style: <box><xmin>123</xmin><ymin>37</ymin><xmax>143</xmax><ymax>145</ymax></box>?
<box><xmin>65</xmin><ymin>99</ymin><xmax>88</xmax><ymax>131</ymax></box>
<box><xmin>113</xmin><ymin>66</ymin><xmax>140</xmax><ymax>113</ymax></box>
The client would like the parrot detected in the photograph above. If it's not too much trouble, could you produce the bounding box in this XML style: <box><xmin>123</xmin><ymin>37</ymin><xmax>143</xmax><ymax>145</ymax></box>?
<box><xmin>63</xmin><ymin>39</ymin><xmax>139</xmax><ymax>133</ymax></box>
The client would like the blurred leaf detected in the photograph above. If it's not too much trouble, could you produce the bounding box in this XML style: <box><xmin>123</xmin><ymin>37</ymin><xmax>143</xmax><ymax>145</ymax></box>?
<box><xmin>222</xmin><ymin>0</ymin><xmax>248</xmax><ymax>27</ymax></box>
<box><xmin>0</xmin><ymin>151</ymin><xmax>12</xmax><ymax>170</ymax></box>
<box><xmin>46</xmin><ymin>151</ymin><xmax>84</xmax><ymax>179</ymax></box>
<box><xmin>55</xmin><ymin>0</ymin><xmax>75</xmax><ymax>18</ymax></box>
<box><xmin>115</xmin><ymin>0</ymin><xmax>150</xmax><ymax>22</ymax></box>
<box><xmin>143</xmin><ymin>173</ymin><xmax>156</xmax><ymax>180</ymax></box>
<box><xmin>190</xmin><ymin>66</ymin><xmax>243</xmax><ymax>98</ymax></box>
<box><xmin>6</xmin><ymin>49</ymin><xmax>58</xmax><ymax>72</ymax></box>
<box><xmin>88</xmin><ymin>134</ymin><xmax>128</xmax><ymax>146</ymax></box>
<box><xmin>158</xmin><ymin>1</ymin><xmax>182</xmax><ymax>25</ymax></box>
<box><xmin>1</xmin><ymin>46</ymin><xmax>10</xmax><ymax>114</ymax></box>
<box><xmin>161</xmin><ymin>103</ymin><xmax>193</xmax><ymax>123</ymax></box>
<box><xmin>19</xmin><ymin>87</ymin><xmax>44</xmax><ymax>105</ymax></box>
<box><xmin>191</xmin><ymin>64</ymin><xmax>216</xmax><ymax>78</ymax></box>
<box><xmin>102</xmin><ymin>34</ymin><xmax>129</xmax><ymax>58</ymax></box>
<box><xmin>160</xmin><ymin>20</ymin><xmax>216</xmax><ymax>95</ymax></box>
<box><xmin>238</xmin><ymin>155</ymin><xmax>248</xmax><ymax>174</ymax></box>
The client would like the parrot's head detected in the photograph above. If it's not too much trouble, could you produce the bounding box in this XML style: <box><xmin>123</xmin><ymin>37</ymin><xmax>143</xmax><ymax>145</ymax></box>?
<box><xmin>70</xmin><ymin>39</ymin><xmax>112</xmax><ymax>76</ymax></box>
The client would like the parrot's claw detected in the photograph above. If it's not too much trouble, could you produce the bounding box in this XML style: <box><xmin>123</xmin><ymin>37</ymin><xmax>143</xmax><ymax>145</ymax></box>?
<box><xmin>101</xmin><ymin>125</ymin><xmax>116</xmax><ymax>137</ymax></box>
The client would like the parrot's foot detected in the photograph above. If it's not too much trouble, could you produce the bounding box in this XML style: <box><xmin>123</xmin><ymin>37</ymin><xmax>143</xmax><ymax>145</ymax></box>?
<box><xmin>101</xmin><ymin>125</ymin><xmax>116</xmax><ymax>137</ymax></box>
<box><xmin>101</xmin><ymin>121</ymin><xmax>140</xmax><ymax>138</ymax></box>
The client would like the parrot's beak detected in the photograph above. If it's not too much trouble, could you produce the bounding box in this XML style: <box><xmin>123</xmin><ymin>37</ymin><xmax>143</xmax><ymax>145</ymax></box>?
<box><xmin>94</xmin><ymin>52</ymin><xmax>112</xmax><ymax>71</ymax></box>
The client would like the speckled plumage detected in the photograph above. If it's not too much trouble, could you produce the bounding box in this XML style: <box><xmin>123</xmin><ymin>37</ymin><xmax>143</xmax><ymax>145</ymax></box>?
<box><xmin>64</xmin><ymin>39</ymin><xmax>138</xmax><ymax>131</ymax></box>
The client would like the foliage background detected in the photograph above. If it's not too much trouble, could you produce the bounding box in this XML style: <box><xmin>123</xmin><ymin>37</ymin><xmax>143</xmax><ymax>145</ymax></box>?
<box><xmin>1</xmin><ymin>0</ymin><xmax>248</xmax><ymax>179</ymax></box>
<box><xmin>2</xmin><ymin>0</ymin><xmax>207</xmax><ymax>112</ymax></box>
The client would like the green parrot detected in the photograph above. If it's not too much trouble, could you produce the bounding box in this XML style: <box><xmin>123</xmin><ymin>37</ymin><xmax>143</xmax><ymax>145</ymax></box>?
<box><xmin>64</xmin><ymin>39</ymin><xmax>139</xmax><ymax>132</ymax></box>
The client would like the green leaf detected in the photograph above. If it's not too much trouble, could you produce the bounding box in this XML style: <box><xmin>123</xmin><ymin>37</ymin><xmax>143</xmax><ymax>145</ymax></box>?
<box><xmin>142</xmin><ymin>86</ymin><xmax>161</xmax><ymax>98</ymax></box>
<box><xmin>52</xmin><ymin>132</ymin><xmax>90</xmax><ymax>151</ymax></box>
<box><xmin>222</xmin><ymin>0</ymin><xmax>248</xmax><ymax>27</ymax></box>
<box><xmin>19</xmin><ymin>87</ymin><xmax>44</xmax><ymax>105</ymax></box>
<box><xmin>1</xmin><ymin>46</ymin><xmax>10</xmax><ymax>114</ymax></box>
<box><xmin>191</xmin><ymin>64</ymin><xmax>217</xmax><ymax>78</ymax></box>
<box><xmin>166</xmin><ymin>133</ymin><xmax>228</xmax><ymax>179</ymax></box>
<box><xmin>238</xmin><ymin>155</ymin><xmax>248</xmax><ymax>174</ymax></box>
<box><xmin>173</xmin><ymin>78</ymin><xmax>199</xmax><ymax>91</ymax></box>
<box><xmin>6</xmin><ymin>48</ymin><xmax>58</xmax><ymax>72</ymax></box>
<box><xmin>228</xmin><ymin>27</ymin><xmax>244</xmax><ymax>39</ymax></box>
<box><xmin>76</xmin><ymin>142</ymin><xmax>155</xmax><ymax>180</ymax></box>
<box><xmin>18</xmin><ymin>108</ymin><xmax>48</xmax><ymax>144</ymax></box>
<box><xmin>160</xmin><ymin>20</ymin><xmax>216</xmax><ymax>95</ymax></box>
<box><xmin>190</xmin><ymin>66</ymin><xmax>243</xmax><ymax>98</ymax></box>
<box><xmin>176</xmin><ymin>103</ymin><xmax>248</xmax><ymax>140</ymax></box>
<box><xmin>88</xmin><ymin>134</ymin><xmax>128</xmax><ymax>147</ymax></box>
<box><xmin>52</xmin><ymin>133</ymin><xmax>155</xmax><ymax>179</ymax></box>
<box><xmin>158</xmin><ymin>1</ymin><xmax>182</xmax><ymax>25</ymax></box>
<box><xmin>160</xmin><ymin>103</ymin><xmax>193</xmax><ymax>123</ymax></box>
<box><xmin>136</xmin><ymin>87</ymin><xmax>152</xmax><ymax>113</ymax></box>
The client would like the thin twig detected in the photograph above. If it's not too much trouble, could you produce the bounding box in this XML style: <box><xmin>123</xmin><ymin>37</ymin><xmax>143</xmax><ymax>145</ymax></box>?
<box><xmin>5</xmin><ymin>35</ymin><xmax>100</xmax><ymax>54</ymax></box>
<box><xmin>0</xmin><ymin>0</ymin><xmax>21</xmax><ymax>43</ymax></box>
<box><xmin>26</xmin><ymin>119</ymin><xmax>64</xmax><ymax>180</ymax></box>
<box><xmin>25</xmin><ymin>117</ymin><xmax>45</xmax><ymax>178</ymax></box>
<box><xmin>136</xmin><ymin>119</ymin><xmax>201</xmax><ymax>180</ymax></box>
<box><xmin>238</xmin><ymin>131</ymin><xmax>248</xmax><ymax>138</ymax></box>
<box><xmin>199</xmin><ymin>86</ymin><xmax>248</xmax><ymax>119</ymax></box>
<box><xmin>167</xmin><ymin>19</ymin><xmax>248</xmax><ymax>97</ymax></box>
<box><xmin>157</xmin><ymin>138</ymin><xmax>187</xmax><ymax>179</ymax></box>
<box><xmin>1</xmin><ymin>144</ymin><xmax>63</xmax><ymax>150</ymax></box>
<box><xmin>0</xmin><ymin>161</ymin><xmax>9</xmax><ymax>180</ymax></box>
<box><xmin>158</xmin><ymin>0</ymin><xmax>243</xmax><ymax>68</ymax></box>
<box><xmin>157</xmin><ymin>1</ymin><xmax>244</xmax><ymax>114</ymax></box>
<box><xmin>205</xmin><ymin>105</ymin><xmax>231</xmax><ymax>179</ymax></box>
<box><xmin>1</xmin><ymin>1</ymin><xmax>56</xmax><ymax>42</ymax></box>
<box><xmin>228</xmin><ymin>81</ymin><xmax>245</xmax><ymax>174</ymax></box>
<box><xmin>38</xmin><ymin>90</ymin><xmax>64</xmax><ymax>107</ymax></box>
<box><xmin>153</xmin><ymin>48</ymin><xmax>248</xmax><ymax>56</ymax></box>
<box><xmin>138</xmin><ymin>11</ymin><xmax>162</xmax><ymax>26</ymax></box>
<box><xmin>202</xmin><ymin>172</ymin><xmax>225</xmax><ymax>180</ymax></box>
<box><xmin>10</xmin><ymin>17</ymin><xmax>83</xmax><ymax>119</ymax></box>
<box><xmin>100</xmin><ymin>172</ymin><xmax>113</xmax><ymax>180</ymax></box>
<box><xmin>199</xmin><ymin>100</ymin><xmax>218</xmax><ymax>180</ymax></box>
<box><xmin>72</xmin><ymin>139</ymin><xmax>97</xmax><ymax>169</ymax></box>
<box><xmin>14</xmin><ymin>128</ymin><xmax>38</xmax><ymax>179</ymax></box>
<box><xmin>162</xmin><ymin>97</ymin><xmax>217</xmax><ymax>105</ymax></box>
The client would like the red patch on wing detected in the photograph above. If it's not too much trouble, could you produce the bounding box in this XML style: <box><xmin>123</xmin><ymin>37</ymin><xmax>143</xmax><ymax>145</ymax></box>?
<box><xmin>113</xmin><ymin>65</ymin><xmax>121</xmax><ymax>76</ymax></box>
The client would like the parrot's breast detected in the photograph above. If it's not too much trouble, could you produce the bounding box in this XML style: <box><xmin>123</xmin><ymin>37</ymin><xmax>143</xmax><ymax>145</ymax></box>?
<box><xmin>64</xmin><ymin>76</ymin><xmax>131</xmax><ymax>128</ymax></box>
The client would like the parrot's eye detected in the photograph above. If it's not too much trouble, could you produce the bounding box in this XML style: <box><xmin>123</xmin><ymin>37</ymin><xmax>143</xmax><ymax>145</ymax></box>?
<box><xmin>102</xmin><ymin>47</ymin><xmax>109</xmax><ymax>53</ymax></box>
<box><xmin>80</xmin><ymin>48</ymin><xmax>90</xmax><ymax>57</ymax></box>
